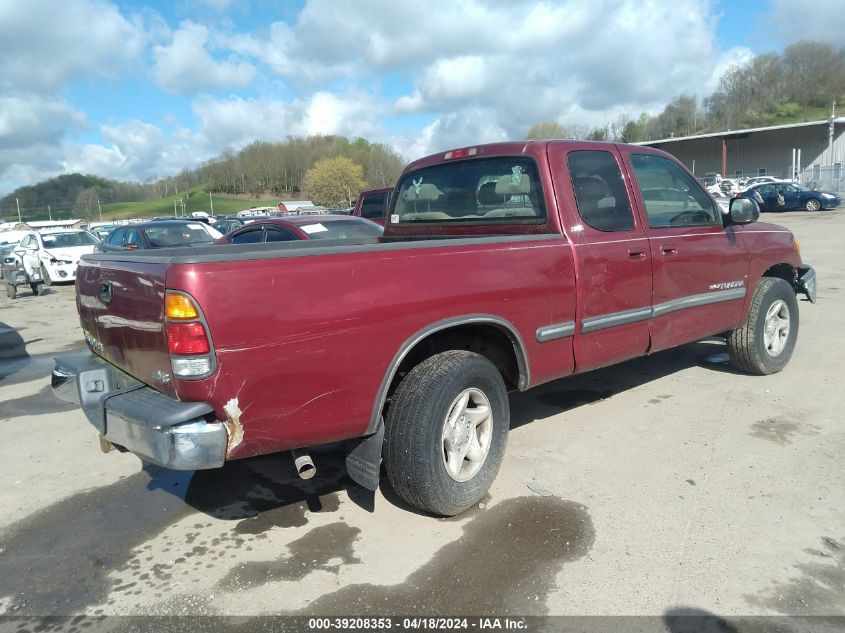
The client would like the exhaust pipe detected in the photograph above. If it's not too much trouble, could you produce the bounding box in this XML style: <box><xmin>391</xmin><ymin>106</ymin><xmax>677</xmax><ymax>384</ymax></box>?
<box><xmin>291</xmin><ymin>448</ymin><xmax>316</xmax><ymax>480</ymax></box>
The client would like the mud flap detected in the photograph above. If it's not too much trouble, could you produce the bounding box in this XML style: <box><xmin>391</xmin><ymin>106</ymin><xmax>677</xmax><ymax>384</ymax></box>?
<box><xmin>345</xmin><ymin>418</ymin><xmax>384</xmax><ymax>491</ymax></box>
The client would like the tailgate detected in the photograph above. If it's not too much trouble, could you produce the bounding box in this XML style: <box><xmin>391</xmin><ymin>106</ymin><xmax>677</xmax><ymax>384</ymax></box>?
<box><xmin>77</xmin><ymin>256</ymin><xmax>176</xmax><ymax>397</ymax></box>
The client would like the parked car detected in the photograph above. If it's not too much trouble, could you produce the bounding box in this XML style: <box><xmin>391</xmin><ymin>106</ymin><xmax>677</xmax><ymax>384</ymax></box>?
<box><xmin>353</xmin><ymin>187</ymin><xmax>392</xmax><ymax>226</ymax></box>
<box><xmin>54</xmin><ymin>140</ymin><xmax>815</xmax><ymax>518</ymax></box>
<box><xmin>18</xmin><ymin>229</ymin><xmax>99</xmax><ymax>286</ymax></box>
<box><xmin>736</xmin><ymin>182</ymin><xmax>840</xmax><ymax>212</ymax></box>
<box><xmin>738</xmin><ymin>176</ymin><xmax>789</xmax><ymax>189</ymax></box>
<box><xmin>211</xmin><ymin>217</ymin><xmax>247</xmax><ymax>234</ymax></box>
<box><xmin>2</xmin><ymin>243</ymin><xmax>42</xmax><ymax>298</ymax></box>
<box><xmin>215</xmin><ymin>215</ymin><xmax>384</xmax><ymax>244</ymax></box>
<box><xmin>297</xmin><ymin>206</ymin><xmax>328</xmax><ymax>215</ymax></box>
<box><xmin>96</xmin><ymin>220</ymin><xmax>222</xmax><ymax>252</ymax></box>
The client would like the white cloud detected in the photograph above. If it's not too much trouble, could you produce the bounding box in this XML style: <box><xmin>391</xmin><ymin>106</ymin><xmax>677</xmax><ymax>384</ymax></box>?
<box><xmin>0</xmin><ymin>0</ymin><xmax>145</xmax><ymax>92</ymax></box>
<box><xmin>392</xmin><ymin>108</ymin><xmax>509</xmax><ymax>161</ymax></box>
<box><xmin>153</xmin><ymin>20</ymin><xmax>256</xmax><ymax>94</ymax></box>
<box><xmin>765</xmin><ymin>0</ymin><xmax>845</xmax><ymax>46</ymax></box>
<box><xmin>228</xmin><ymin>0</ymin><xmax>739</xmax><ymax>148</ymax></box>
<box><xmin>0</xmin><ymin>95</ymin><xmax>87</xmax><ymax>149</ymax></box>
<box><xmin>191</xmin><ymin>92</ymin><xmax>384</xmax><ymax>149</ymax></box>
<box><xmin>0</xmin><ymin>94</ymin><xmax>89</xmax><ymax>194</ymax></box>
<box><xmin>2</xmin><ymin>0</ymin><xmax>821</xmax><ymax>197</ymax></box>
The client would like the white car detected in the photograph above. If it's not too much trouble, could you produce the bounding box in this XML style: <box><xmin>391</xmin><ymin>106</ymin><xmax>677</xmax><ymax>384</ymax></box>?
<box><xmin>18</xmin><ymin>229</ymin><xmax>100</xmax><ymax>285</ymax></box>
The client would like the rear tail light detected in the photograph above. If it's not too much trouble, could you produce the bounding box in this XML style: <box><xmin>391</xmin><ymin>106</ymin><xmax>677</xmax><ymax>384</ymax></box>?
<box><xmin>165</xmin><ymin>290</ymin><xmax>215</xmax><ymax>379</ymax></box>
<box><xmin>167</xmin><ymin>321</ymin><xmax>210</xmax><ymax>354</ymax></box>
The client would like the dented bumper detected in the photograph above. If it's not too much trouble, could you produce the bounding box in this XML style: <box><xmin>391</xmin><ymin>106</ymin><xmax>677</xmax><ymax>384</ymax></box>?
<box><xmin>52</xmin><ymin>351</ymin><xmax>227</xmax><ymax>470</ymax></box>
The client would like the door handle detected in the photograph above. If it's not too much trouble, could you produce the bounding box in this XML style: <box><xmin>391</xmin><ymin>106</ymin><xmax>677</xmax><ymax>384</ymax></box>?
<box><xmin>660</xmin><ymin>244</ymin><xmax>677</xmax><ymax>256</ymax></box>
<box><xmin>627</xmin><ymin>248</ymin><xmax>645</xmax><ymax>260</ymax></box>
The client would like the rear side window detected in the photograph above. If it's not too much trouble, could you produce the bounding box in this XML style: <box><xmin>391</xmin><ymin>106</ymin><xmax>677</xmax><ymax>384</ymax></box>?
<box><xmin>106</xmin><ymin>229</ymin><xmax>126</xmax><ymax>246</ymax></box>
<box><xmin>631</xmin><ymin>154</ymin><xmax>719</xmax><ymax>228</ymax></box>
<box><xmin>360</xmin><ymin>192</ymin><xmax>388</xmax><ymax>219</ymax></box>
<box><xmin>298</xmin><ymin>220</ymin><xmax>384</xmax><ymax>240</ymax></box>
<box><xmin>230</xmin><ymin>228</ymin><xmax>263</xmax><ymax>244</ymax></box>
<box><xmin>264</xmin><ymin>227</ymin><xmax>298</xmax><ymax>242</ymax></box>
<box><xmin>143</xmin><ymin>223</ymin><xmax>214</xmax><ymax>247</ymax></box>
<box><xmin>567</xmin><ymin>151</ymin><xmax>634</xmax><ymax>232</ymax></box>
<box><xmin>125</xmin><ymin>229</ymin><xmax>144</xmax><ymax>248</ymax></box>
<box><xmin>392</xmin><ymin>157</ymin><xmax>545</xmax><ymax>224</ymax></box>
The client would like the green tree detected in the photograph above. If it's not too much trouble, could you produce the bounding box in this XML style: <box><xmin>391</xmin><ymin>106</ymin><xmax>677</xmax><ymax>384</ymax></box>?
<box><xmin>303</xmin><ymin>156</ymin><xmax>367</xmax><ymax>207</ymax></box>
<box><xmin>526</xmin><ymin>121</ymin><xmax>568</xmax><ymax>140</ymax></box>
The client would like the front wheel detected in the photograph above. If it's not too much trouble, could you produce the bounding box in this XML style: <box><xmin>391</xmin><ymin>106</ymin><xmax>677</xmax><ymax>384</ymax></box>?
<box><xmin>40</xmin><ymin>265</ymin><xmax>52</xmax><ymax>287</ymax></box>
<box><xmin>727</xmin><ymin>277</ymin><xmax>799</xmax><ymax>375</ymax></box>
<box><xmin>805</xmin><ymin>198</ymin><xmax>821</xmax><ymax>212</ymax></box>
<box><xmin>384</xmin><ymin>350</ymin><xmax>509</xmax><ymax>516</ymax></box>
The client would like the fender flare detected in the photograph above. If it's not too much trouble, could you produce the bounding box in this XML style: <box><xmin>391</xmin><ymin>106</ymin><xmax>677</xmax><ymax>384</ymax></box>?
<box><xmin>365</xmin><ymin>314</ymin><xmax>530</xmax><ymax>434</ymax></box>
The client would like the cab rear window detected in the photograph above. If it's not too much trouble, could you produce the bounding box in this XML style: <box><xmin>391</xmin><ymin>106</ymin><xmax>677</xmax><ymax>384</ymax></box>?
<box><xmin>392</xmin><ymin>157</ymin><xmax>545</xmax><ymax>224</ymax></box>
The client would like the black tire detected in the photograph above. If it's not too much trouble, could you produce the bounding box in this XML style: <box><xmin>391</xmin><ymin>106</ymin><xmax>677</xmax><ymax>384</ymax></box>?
<box><xmin>727</xmin><ymin>277</ymin><xmax>799</xmax><ymax>375</ymax></box>
<box><xmin>384</xmin><ymin>350</ymin><xmax>509</xmax><ymax>516</ymax></box>
<box><xmin>40</xmin><ymin>265</ymin><xmax>52</xmax><ymax>287</ymax></box>
<box><xmin>30</xmin><ymin>283</ymin><xmax>39</xmax><ymax>296</ymax></box>
<box><xmin>805</xmin><ymin>198</ymin><xmax>821</xmax><ymax>212</ymax></box>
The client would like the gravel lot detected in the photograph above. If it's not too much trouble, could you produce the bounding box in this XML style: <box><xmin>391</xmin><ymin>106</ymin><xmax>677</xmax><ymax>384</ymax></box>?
<box><xmin>0</xmin><ymin>210</ymin><xmax>843</xmax><ymax>624</ymax></box>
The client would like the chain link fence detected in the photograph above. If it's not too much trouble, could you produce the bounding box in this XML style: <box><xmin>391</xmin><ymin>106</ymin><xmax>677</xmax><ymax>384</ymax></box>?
<box><xmin>797</xmin><ymin>164</ymin><xmax>844</xmax><ymax>195</ymax></box>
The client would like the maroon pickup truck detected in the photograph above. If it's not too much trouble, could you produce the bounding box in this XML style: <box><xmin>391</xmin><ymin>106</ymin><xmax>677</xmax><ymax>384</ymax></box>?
<box><xmin>53</xmin><ymin>140</ymin><xmax>816</xmax><ymax>516</ymax></box>
<box><xmin>352</xmin><ymin>187</ymin><xmax>392</xmax><ymax>226</ymax></box>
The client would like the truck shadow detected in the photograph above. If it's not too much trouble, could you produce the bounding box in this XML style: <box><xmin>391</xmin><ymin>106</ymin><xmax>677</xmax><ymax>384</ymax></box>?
<box><xmin>0</xmin><ymin>321</ymin><xmax>29</xmax><ymax>380</ymax></box>
<box><xmin>0</xmin><ymin>321</ymin><xmax>84</xmax><ymax>385</ymax></box>
<box><xmin>183</xmin><ymin>449</ymin><xmax>354</xmax><ymax>527</ymax></box>
<box><xmin>509</xmin><ymin>337</ymin><xmax>742</xmax><ymax>430</ymax></box>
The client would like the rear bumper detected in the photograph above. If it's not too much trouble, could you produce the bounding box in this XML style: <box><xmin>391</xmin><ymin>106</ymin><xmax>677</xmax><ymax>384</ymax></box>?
<box><xmin>796</xmin><ymin>265</ymin><xmax>817</xmax><ymax>304</ymax></box>
<box><xmin>52</xmin><ymin>351</ymin><xmax>227</xmax><ymax>470</ymax></box>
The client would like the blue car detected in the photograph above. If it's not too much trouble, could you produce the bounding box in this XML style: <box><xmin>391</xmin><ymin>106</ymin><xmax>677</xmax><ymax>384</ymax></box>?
<box><xmin>738</xmin><ymin>182</ymin><xmax>840</xmax><ymax>212</ymax></box>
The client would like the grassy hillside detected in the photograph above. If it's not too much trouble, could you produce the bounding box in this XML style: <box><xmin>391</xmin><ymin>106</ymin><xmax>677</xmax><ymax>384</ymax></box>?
<box><xmin>102</xmin><ymin>186</ymin><xmax>282</xmax><ymax>220</ymax></box>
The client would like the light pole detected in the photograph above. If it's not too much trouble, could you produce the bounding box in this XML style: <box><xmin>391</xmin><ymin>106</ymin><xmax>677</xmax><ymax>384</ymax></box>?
<box><xmin>97</xmin><ymin>198</ymin><xmax>102</xmax><ymax>221</ymax></box>
<box><xmin>15</xmin><ymin>197</ymin><xmax>22</xmax><ymax>225</ymax></box>
<box><xmin>829</xmin><ymin>101</ymin><xmax>837</xmax><ymax>166</ymax></box>
<box><xmin>48</xmin><ymin>204</ymin><xmax>52</xmax><ymax>221</ymax></box>
<box><xmin>209</xmin><ymin>191</ymin><xmax>214</xmax><ymax>215</ymax></box>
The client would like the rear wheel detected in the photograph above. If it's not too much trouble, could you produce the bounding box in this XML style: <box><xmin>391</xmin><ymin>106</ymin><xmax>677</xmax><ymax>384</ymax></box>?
<box><xmin>384</xmin><ymin>351</ymin><xmax>509</xmax><ymax>516</ymax></box>
<box><xmin>727</xmin><ymin>277</ymin><xmax>799</xmax><ymax>375</ymax></box>
<box><xmin>31</xmin><ymin>283</ymin><xmax>39</xmax><ymax>296</ymax></box>
<box><xmin>805</xmin><ymin>198</ymin><xmax>821</xmax><ymax>212</ymax></box>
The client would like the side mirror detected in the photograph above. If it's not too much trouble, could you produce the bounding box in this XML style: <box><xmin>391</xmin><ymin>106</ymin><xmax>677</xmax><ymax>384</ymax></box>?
<box><xmin>728</xmin><ymin>197</ymin><xmax>760</xmax><ymax>225</ymax></box>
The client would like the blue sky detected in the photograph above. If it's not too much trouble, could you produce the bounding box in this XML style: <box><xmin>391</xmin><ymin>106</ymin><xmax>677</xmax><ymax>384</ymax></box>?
<box><xmin>1</xmin><ymin>0</ymin><xmax>843</xmax><ymax>195</ymax></box>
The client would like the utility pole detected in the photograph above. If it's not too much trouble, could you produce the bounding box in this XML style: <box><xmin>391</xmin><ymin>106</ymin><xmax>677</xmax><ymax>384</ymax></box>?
<box><xmin>97</xmin><ymin>198</ymin><xmax>102</xmax><ymax>221</ymax></box>
<box><xmin>209</xmin><ymin>191</ymin><xmax>214</xmax><ymax>215</ymax></box>
<box><xmin>830</xmin><ymin>101</ymin><xmax>837</xmax><ymax>165</ymax></box>
<box><xmin>15</xmin><ymin>197</ymin><xmax>22</xmax><ymax>224</ymax></box>
<box><xmin>48</xmin><ymin>204</ymin><xmax>52</xmax><ymax>221</ymax></box>
<box><xmin>174</xmin><ymin>199</ymin><xmax>178</xmax><ymax>217</ymax></box>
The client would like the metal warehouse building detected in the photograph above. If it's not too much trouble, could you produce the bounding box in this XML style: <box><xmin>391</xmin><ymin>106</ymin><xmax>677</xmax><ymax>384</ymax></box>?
<box><xmin>640</xmin><ymin>117</ymin><xmax>845</xmax><ymax>194</ymax></box>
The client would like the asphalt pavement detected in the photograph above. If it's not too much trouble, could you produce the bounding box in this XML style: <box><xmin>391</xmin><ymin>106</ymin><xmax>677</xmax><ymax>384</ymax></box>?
<box><xmin>0</xmin><ymin>210</ymin><xmax>843</xmax><ymax>626</ymax></box>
